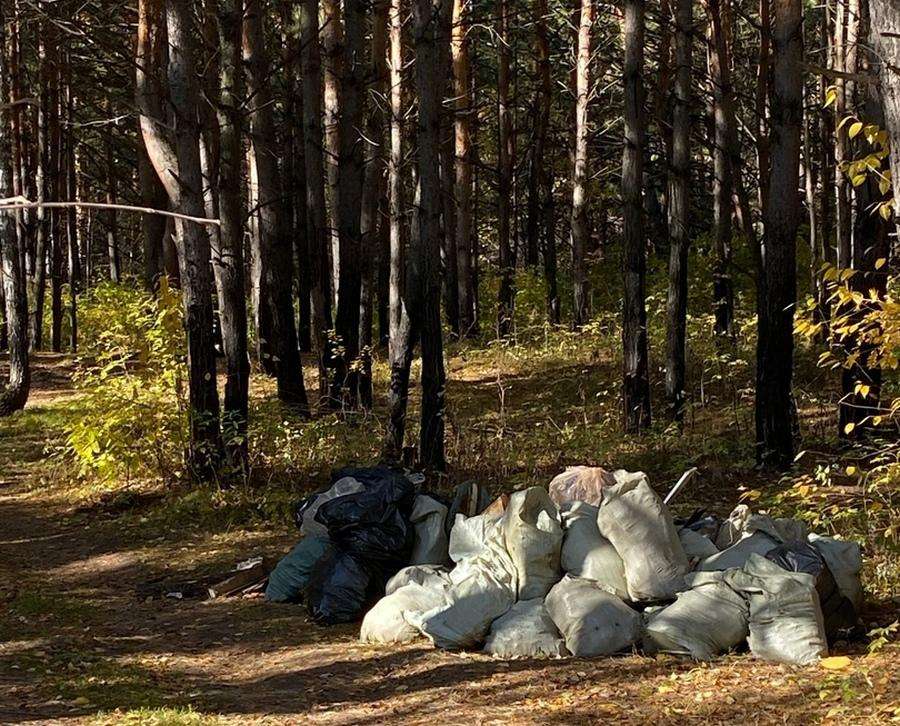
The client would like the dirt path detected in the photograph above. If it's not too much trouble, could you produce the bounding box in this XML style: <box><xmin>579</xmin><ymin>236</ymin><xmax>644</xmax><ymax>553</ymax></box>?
<box><xmin>1</xmin><ymin>356</ymin><xmax>898</xmax><ymax>725</ymax></box>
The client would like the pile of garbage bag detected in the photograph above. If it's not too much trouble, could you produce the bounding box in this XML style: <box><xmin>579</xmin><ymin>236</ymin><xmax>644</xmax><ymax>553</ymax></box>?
<box><xmin>267</xmin><ymin>466</ymin><xmax>451</xmax><ymax>624</ymax></box>
<box><xmin>269</xmin><ymin>465</ymin><xmax>864</xmax><ymax>665</ymax></box>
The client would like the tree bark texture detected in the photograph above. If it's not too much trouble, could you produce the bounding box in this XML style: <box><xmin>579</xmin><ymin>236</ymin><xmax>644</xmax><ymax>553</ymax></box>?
<box><xmin>300</xmin><ymin>0</ymin><xmax>334</xmax><ymax>404</ymax></box>
<box><xmin>665</xmin><ymin>0</ymin><xmax>692</xmax><ymax>420</ymax></box>
<box><xmin>0</xmin><ymin>0</ymin><xmax>30</xmax><ymax>416</ymax></box>
<box><xmin>622</xmin><ymin>0</ymin><xmax>652</xmax><ymax>433</ymax></box>
<box><xmin>571</xmin><ymin>0</ymin><xmax>593</xmax><ymax>327</ymax></box>
<box><xmin>244</xmin><ymin>0</ymin><xmax>309</xmax><ymax>411</ymax></box>
<box><xmin>756</xmin><ymin>0</ymin><xmax>802</xmax><ymax>468</ymax></box>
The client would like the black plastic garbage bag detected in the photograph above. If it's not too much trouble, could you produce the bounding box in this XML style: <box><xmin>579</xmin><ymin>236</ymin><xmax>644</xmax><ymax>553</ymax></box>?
<box><xmin>303</xmin><ymin>468</ymin><xmax>417</xmax><ymax>624</ymax></box>
<box><xmin>331</xmin><ymin>465</ymin><xmax>413</xmax><ymax>495</ymax></box>
<box><xmin>765</xmin><ymin>541</ymin><xmax>858</xmax><ymax>641</ymax></box>
<box><xmin>676</xmin><ymin>509</ymin><xmax>722</xmax><ymax>541</ymax></box>
<box><xmin>292</xmin><ymin>465</ymin><xmax>412</xmax><ymax>531</ymax></box>
<box><xmin>305</xmin><ymin>550</ymin><xmax>383</xmax><ymax>624</ymax></box>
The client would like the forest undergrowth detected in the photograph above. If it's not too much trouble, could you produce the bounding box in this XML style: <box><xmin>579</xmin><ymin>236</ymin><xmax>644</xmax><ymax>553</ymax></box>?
<box><xmin>2</xmin><ymin>263</ymin><xmax>898</xmax><ymax>724</ymax></box>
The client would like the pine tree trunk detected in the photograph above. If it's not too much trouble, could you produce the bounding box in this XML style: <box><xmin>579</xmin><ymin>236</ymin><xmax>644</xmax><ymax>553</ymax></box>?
<box><xmin>31</xmin><ymin>27</ymin><xmax>50</xmax><ymax>350</ymax></box>
<box><xmin>452</xmin><ymin>0</ymin><xmax>476</xmax><ymax>337</ymax></box>
<box><xmin>871</xmin><ymin>0</ymin><xmax>900</xmax><ymax>208</ymax></box>
<box><xmin>213</xmin><ymin>0</ymin><xmax>251</xmax><ymax>466</ymax></box>
<box><xmin>571</xmin><ymin>0</ymin><xmax>593</xmax><ymax>327</ymax></box>
<box><xmin>708</xmin><ymin>0</ymin><xmax>735</xmax><ymax>339</ymax></box>
<box><xmin>138</xmin><ymin>146</ymin><xmax>168</xmax><ymax>290</ymax></box>
<box><xmin>164</xmin><ymin>0</ymin><xmax>224</xmax><ymax>474</ymax></box>
<box><xmin>525</xmin><ymin>0</ymin><xmax>550</xmax><ymax>273</ymax></box>
<box><xmin>0</xmin><ymin>249</ymin><xmax>8</xmax><ymax>351</ymax></box>
<box><xmin>665</xmin><ymin>0</ymin><xmax>692</xmax><ymax>420</ymax></box>
<box><xmin>331</xmin><ymin>0</ymin><xmax>365</xmax><ymax>406</ymax></box>
<box><xmin>49</xmin><ymin>62</ymin><xmax>62</xmax><ymax>353</ymax></box>
<box><xmin>756</xmin><ymin>0</ymin><xmax>802</xmax><ymax>468</ymax></box>
<box><xmin>136</xmin><ymin>0</ymin><xmax>170</xmax><ymax>292</ymax></box>
<box><xmin>244</xmin><ymin>0</ymin><xmax>309</xmax><ymax>411</ymax></box>
<box><xmin>0</xmin><ymin>0</ymin><xmax>30</xmax><ymax>416</ymax></box>
<box><xmin>358</xmin><ymin>0</ymin><xmax>389</xmax><ymax>409</ymax></box>
<box><xmin>622</xmin><ymin>0</ymin><xmax>652</xmax><ymax>433</ymax></box>
<box><xmin>300</xmin><ymin>0</ymin><xmax>334</xmax><ymax>404</ymax></box>
<box><xmin>322</xmin><ymin>0</ymin><xmax>343</xmax><ymax>308</ymax></box>
<box><xmin>385</xmin><ymin>0</ymin><xmax>413</xmax><ymax>458</ymax></box>
<box><xmin>497</xmin><ymin>0</ymin><xmax>514</xmax><ymax>338</ymax></box>
<box><xmin>441</xmin><ymin>97</ymin><xmax>459</xmax><ymax>337</ymax></box>
<box><xmin>756</xmin><ymin>0</ymin><xmax>771</xmax><ymax>211</ymax></box>
<box><xmin>63</xmin><ymin>54</ymin><xmax>79</xmax><ymax>352</ymax></box>
<box><xmin>412</xmin><ymin>0</ymin><xmax>448</xmax><ymax>469</ymax></box>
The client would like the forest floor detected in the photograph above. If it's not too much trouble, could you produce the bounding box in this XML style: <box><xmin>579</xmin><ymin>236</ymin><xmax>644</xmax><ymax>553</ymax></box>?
<box><xmin>1</xmin><ymin>353</ymin><xmax>899</xmax><ymax>725</ymax></box>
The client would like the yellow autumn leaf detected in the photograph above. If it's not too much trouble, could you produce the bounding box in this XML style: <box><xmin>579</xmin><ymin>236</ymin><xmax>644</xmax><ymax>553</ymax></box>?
<box><xmin>820</xmin><ymin>656</ymin><xmax>852</xmax><ymax>670</ymax></box>
<box><xmin>848</xmin><ymin>121</ymin><xmax>863</xmax><ymax>138</ymax></box>
<box><xmin>844</xmin><ymin>422</ymin><xmax>856</xmax><ymax>434</ymax></box>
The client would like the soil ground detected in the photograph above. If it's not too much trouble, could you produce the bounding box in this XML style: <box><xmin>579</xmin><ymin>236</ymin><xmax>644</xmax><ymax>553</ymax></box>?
<box><xmin>1</xmin><ymin>355</ymin><xmax>898</xmax><ymax>725</ymax></box>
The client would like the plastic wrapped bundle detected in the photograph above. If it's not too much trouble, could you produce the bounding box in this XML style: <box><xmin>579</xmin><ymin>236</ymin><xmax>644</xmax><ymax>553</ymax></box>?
<box><xmin>548</xmin><ymin>466</ymin><xmax>615</xmax><ymax>507</ymax></box>
<box><xmin>764</xmin><ymin>541</ymin><xmax>858</xmax><ymax>640</ymax></box>
<box><xmin>678</xmin><ymin>528</ymin><xmax>719</xmax><ymax>561</ymax></box>
<box><xmin>699</xmin><ymin>506</ymin><xmax>808</xmax><ymax>572</ymax></box>
<box><xmin>294</xmin><ymin>477</ymin><xmax>366</xmax><ymax>538</ymax></box>
<box><xmin>809</xmin><ymin>534</ymin><xmax>863</xmax><ymax>610</ymax></box>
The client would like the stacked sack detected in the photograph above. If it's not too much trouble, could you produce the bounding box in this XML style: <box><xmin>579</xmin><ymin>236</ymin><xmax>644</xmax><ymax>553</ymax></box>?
<box><xmin>359</xmin><ymin>465</ymin><xmax>864</xmax><ymax>665</ymax></box>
